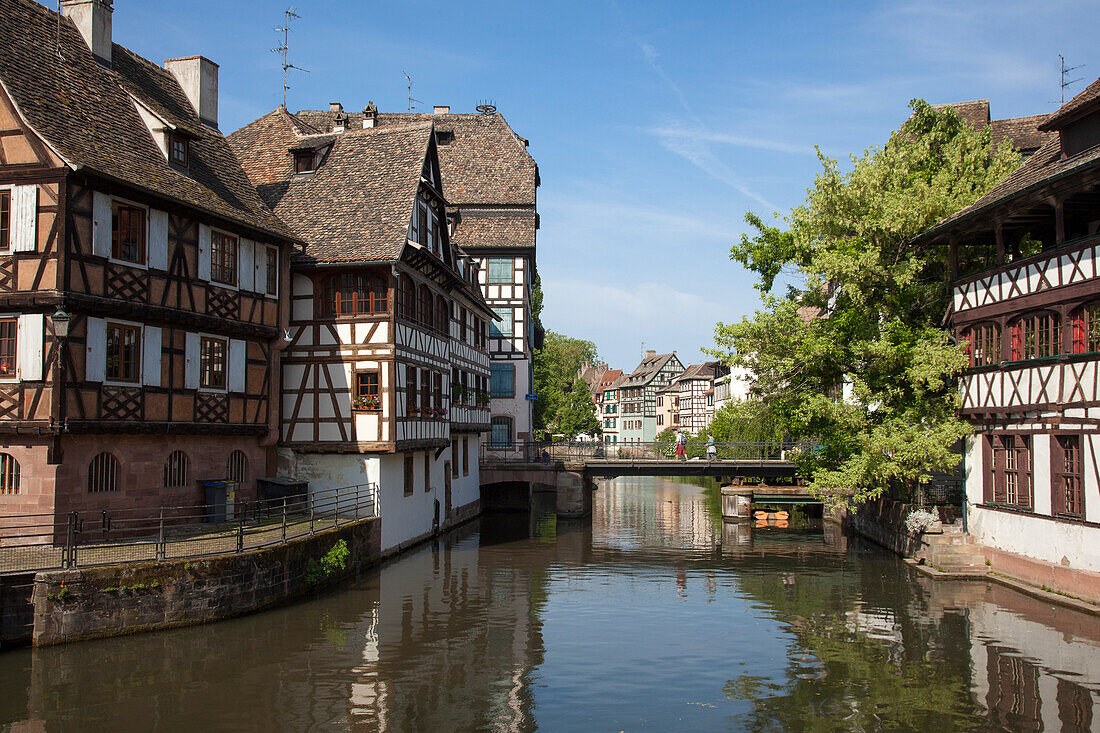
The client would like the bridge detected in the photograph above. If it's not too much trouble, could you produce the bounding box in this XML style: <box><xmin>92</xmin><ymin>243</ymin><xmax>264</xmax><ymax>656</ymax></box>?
<box><xmin>479</xmin><ymin>441</ymin><xmax>818</xmax><ymax>517</ymax></box>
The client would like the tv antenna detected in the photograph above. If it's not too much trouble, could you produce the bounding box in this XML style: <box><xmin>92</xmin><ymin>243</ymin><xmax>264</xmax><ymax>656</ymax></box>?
<box><xmin>1054</xmin><ymin>54</ymin><xmax>1084</xmax><ymax>105</ymax></box>
<box><xmin>403</xmin><ymin>71</ymin><xmax>422</xmax><ymax>113</ymax></box>
<box><xmin>273</xmin><ymin>8</ymin><xmax>309</xmax><ymax>108</ymax></box>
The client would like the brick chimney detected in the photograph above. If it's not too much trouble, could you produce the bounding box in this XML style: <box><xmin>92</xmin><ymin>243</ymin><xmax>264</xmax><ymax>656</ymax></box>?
<box><xmin>164</xmin><ymin>56</ymin><xmax>219</xmax><ymax>128</ymax></box>
<box><xmin>362</xmin><ymin>101</ymin><xmax>378</xmax><ymax>128</ymax></box>
<box><xmin>433</xmin><ymin>105</ymin><xmax>450</xmax><ymax>114</ymax></box>
<box><xmin>645</xmin><ymin>349</ymin><xmax>656</xmax><ymax>359</ymax></box>
<box><xmin>61</xmin><ymin>0</ymin><xmax>113</xmax><ymax>65</ymax></box>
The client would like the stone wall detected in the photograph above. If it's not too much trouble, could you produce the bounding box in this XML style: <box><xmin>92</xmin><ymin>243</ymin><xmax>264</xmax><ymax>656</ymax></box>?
<box><xmin>30</xmin><ymin>516</ymin><xmax>380</xmax><ymax>646</ymax></box>
<box><xmin>842</xmin><ymin>499</ymin><xmax>926</xmax><ymax>558</ymax></box>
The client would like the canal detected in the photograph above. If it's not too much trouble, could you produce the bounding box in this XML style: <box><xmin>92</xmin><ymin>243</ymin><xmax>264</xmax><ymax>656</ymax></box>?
<box><xmin>1</xmin><ymin>476</ymin><xmax>1098</xmax><ymax>732</ymax></box>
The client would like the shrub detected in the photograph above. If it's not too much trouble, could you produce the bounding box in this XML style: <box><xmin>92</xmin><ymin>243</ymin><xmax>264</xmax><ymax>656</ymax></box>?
<box><xmin>905</xmin><ymin>509</ymin><xmax>938</xmax><ymax>534</ymax></box>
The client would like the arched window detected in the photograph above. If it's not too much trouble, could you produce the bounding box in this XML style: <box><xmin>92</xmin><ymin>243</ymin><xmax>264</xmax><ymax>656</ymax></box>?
<box><xmin>967</xmin><ymin>322</ymin><xmax>1001</xmax><ymax>366</ymax></box>
<box><xmin>324</xmin><ymin>273</ymin><xmax>387</xmax><ymax>316</ymax></box>
<box><xmin>88</xmin><ymin>452</ymin><xmax>119</xmax><ymax>493</ymax></box>
<box><xmin>1070</xmin><ymin>302</ymin><xmax>1100</xmax><ymax>354</ymax></box>
<box><xmin>1010</xmin><ymin>312</ymin><xmax>1061</xmax><ymax>361</ymax></box>
<box><xmin>0</xmin><ymin>453</ymin><xmax>19</xmax><ymax>495</ymax></box>
<box><xmin>418</xmin><ymin>285</ymin><xmax>434</xmax><ymax>329</ymax></box>
<box><xmin>490</xmin><ymin>416</ymin><xmax>513</xmax><ymax>448</ymax></box>
<box><xmin>164</xmin><ymin>450</ymin><xmax>190</xmax><ymax>489</ymax></box>
<box><xmin>227</xmin><ymin>451</ymin><xmax>248</xmax><ymax>483</ymax></box>
<box><xmin>398</xmin><ymin>274</ymin><xmax>415</xmax><ymax>321</ymax></box>
<box><xmin>435</xmin><ymin>296</ymin><xmax>449</xmax><ymax>335</ymax></box>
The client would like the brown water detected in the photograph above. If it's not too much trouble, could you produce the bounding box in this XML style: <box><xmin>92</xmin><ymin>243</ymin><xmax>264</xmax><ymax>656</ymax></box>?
<box><xmin>1</xmin><ymin>476</ymin><xmax>1098</xmax><ymax>732</ymax></box>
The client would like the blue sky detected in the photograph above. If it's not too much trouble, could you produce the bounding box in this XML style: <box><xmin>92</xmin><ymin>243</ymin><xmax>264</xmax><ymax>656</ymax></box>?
<box><xmin>103</xmin><ymin>0</ymin><xmax>1100</xmax><ymax>371</ymax></box>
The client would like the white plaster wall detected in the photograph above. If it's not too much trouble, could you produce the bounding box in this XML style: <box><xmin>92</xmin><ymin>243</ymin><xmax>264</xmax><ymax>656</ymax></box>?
<box><xmin>376</xmin><ymin>450</ymin><xmax>450</xmax><ymax>552</ymax></box>
<box><xmin>283</xmin><ymin>452</ymin><xmax>381</xmax><ymax>513</ymax></box>
<box><xmin>968</xmin><ymin>506</ymin><xmax>1100</xmax><ymax>573</ymax></box>
<box><xmin>450</xmin><ymin>434</ymin><xmax>482</xmax><ymax>510</ymax></box>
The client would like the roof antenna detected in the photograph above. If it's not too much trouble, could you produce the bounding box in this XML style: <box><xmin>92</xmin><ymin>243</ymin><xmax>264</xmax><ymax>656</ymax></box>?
<box><xmin>403</xmin><ymin>71</ymin><xmax>422</xmax><ymax>113</ymax></box>
<box><xmin>273</xmin><ymin>8</ymin><xmax>309</xmax><ymax>109</ymax></box>
<box><xmin>1054</xmin><ymin>54</ymin><xmax>1084</xmax><ymax>105</ymax></box>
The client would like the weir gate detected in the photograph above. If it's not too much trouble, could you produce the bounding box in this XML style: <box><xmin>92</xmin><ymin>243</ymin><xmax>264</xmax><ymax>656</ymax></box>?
<box><xmin>479</xmin><ymin>441</ymin><xmax>821</xmax><ymax>517</ymax></box>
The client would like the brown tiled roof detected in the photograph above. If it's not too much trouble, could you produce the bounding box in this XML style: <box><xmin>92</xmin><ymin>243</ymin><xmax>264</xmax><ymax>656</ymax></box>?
<box><xmin>451</xmin><ymin>210</ymin><xmax>536</xmax><ymax>250</ymax></box>
<box><xmin>292</xmin><ymin>109</ymin><xmax>538</xmax><ymax>206</ymax></box>
<box><xmin>598</xmin><ymin>369</ymin><xmax>623</xmax><ymax>388</ymax></box>
<box><xmin>624</xmin><ymin>352</ymin><xmax>679</xmax><ymax>387</ymax></box>
<box><xmin>1039</xmin><ymin>77</ymin><xmax>1100</xmax><ymax>130</ymax></box>
<box><xmin>0</xmin><ymin>0</ymin><xmax>290</xmax><ymax>239</ymax></box>
<box><xmin>991</xmin><ymin>114</ymin><xmax>1054</xmax><ymax>154</ymax></box>
<box><xmin>934</xmin><ymin>100</ymin><xmax>990</xmax><ymax>129</ymax></box>
<box><xmin>228</xmin><ymin>116</ymin><xmax>434</xmax><ymax>263</ymax></box>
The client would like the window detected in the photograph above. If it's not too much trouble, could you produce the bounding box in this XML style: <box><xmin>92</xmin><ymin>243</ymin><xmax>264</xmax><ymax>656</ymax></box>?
<box><xmin>420</xmin><ymin>368</ymin><xmax>431</xmax><ymax>411</ymax></box>
<box><xmin>112</xmin><ymin>203</ymin><xmax>146</xmax><ymax>264</ymax></box>
<box><xmin>460</xmin><ymin>307</ymin><xmax>468</xmax><ymax>342</ymax></box>
<box><xmin>404</xmin><ymin>453</ymin><xmax>414</xmax><ymax>496</ymax></box>
<box><xmin>0</xmin><ymin>191</ymin><xmax>9</xmax><ymax>251</ymax></box>
<box><xmin>1070</xmin><ymin>303</ymin><xmax>1100</xmax><ymax>354</ymax></box>
<box><xmin>355</xmin><ymin>371</ymin><xmax>380</xmax><ymax>410</ymax></box>
<box><xmin>200</xmin><ymin>336</ymin><xmax>228</xmax><ymax>390</ymax></box>
<box><xmin>1010</xmin><ymin>312</ymin><xmax>1060</xmax><ymax>361</ymax></box>
<box><xmin>105</xmin><ymin>323</ymin><xmax>141</xmax><ymax>383</ymax></box>
<box><xmin>0</xmin><ymin>453</ymin><xmax>19</xmax><ymax>495</ymax></box>
<box><xmin>462</xmin><ymin>437</ymin><xmax>468</xmax><ymax>476</ymax></box>
<box><xmin>491</xmin><ymin>417</ymin><xmax>512</xmax><ymax>447</ymax></box>
<box><xmin>418</xmin><ymin>205</ymin><xmax>429</xmax><ymax>248</ymax></box>
<box><xmin>433</xmin><ymin>371</ymin><xmax>443</xmax><ymax>411</ymax></box>
<box><xmin>324</xmin><ymin>273</ymin><xmax>387</xmax><ymax>316</ymax></box>
<box><xmin>0</xmin><ymin>318</ymin><xmax>15</xmax><ymax>377</ymax></box>
<box><xmin>164</xmin><ymin>451</ymin><xmax>190</xmax><ymax>489</ymax></box>
<box><xmin>436</xmin><ymin>296</ymin><xmax>449</xmax><ymax>335</ymax></box>
<box><xmin>88</xmin><ymin>452</ymin><xmax>119</xmax><ymax>493</ymax></box>
<box><xmin>490</xmin><ymin>307</ymin><xmax>512</xmax><ymax>337</ymax></box>
<box><xmin>294</xmin><ymin>151</ymin><xmax>315</xmax><ymax>174</ymax></box>
<box><xmin>965</xmin><ymin>322</ymin><xmax>1001</xmax><ymax>366</ymax></box>
<box><xmin>398</xmin><ymin>274</ymin><xmax>415</xmax><ymax>320</ymax></box>
<box><xmin>487</xmin><ymin>258</ymin><xmax>512</xmax><ymax>284</ymax></box>
<box><xmin>227</xmin><ymin>450</ymin><xmax>248</xmax><ymax>483</ymax></box>
<box><xmin>452</xmin><ymin>441</ymin><xmax>459</xmax><ymax>477</ymax></box>
<box><xmin>491</xmin><ymin>363</ymin><xmax>515</xmax><ymax>397</ymax></box>
<box><xmin>418</xmin><ymin>285</ymin><xmax>434</xmax><ymax>329</ymax></box>
<box><xmin>989</xmin><ymin>435</ymin><xmax>1031</xmax><ymax>509</ymax></box>
<box><xmin>423</xmin><ymin>453</ymin><xmax>430</xmax><ymax>493</ymax></box>
<box><xmin>210</xmin><ymin>231</ymin><xmax>238</xmax><ymax>286</ymax></box>
<box><xmin>1053</xmin><ymin>435</ymin><xmax>1084</xmax><ymax>517</ymax></box>
<box><xmin>265</xmin><ymin>247</ymin><xmax>279</xmax><ymax>296</ymax></box>
<box><xmin>169</xmin><ymin>134</ymin><xmax>188</xmax><ymax>166</ymax></box>
<box><xmin>406</xmin><ymin>366</ymin><xmax>417</xmax><ymax>412</ymax></box>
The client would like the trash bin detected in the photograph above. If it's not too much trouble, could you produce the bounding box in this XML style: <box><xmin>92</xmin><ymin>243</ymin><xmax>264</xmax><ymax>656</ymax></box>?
<box><xmin>256</xmin><ymin>477</ymin><xmax>308</xmax><ymax>515</ymax></box>
<box><xmin>199</xmin><ymin>480</ymin><xmax>239</xmax><ymax>523</ymax></box>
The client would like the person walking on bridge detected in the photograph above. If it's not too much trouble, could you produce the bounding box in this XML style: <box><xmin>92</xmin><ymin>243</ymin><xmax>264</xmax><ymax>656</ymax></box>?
<box><xmin>706</xmin><ymin>435</ymin><xmax>717</xmax><ymax>461</ymax></box>
<box><xmin>675</xmin><ymin>430</ymin><xmax>687</xmax><ymax>461</ymax></box>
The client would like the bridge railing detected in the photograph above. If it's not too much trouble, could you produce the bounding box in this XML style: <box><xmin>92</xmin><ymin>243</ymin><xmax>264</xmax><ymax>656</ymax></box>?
<box><xmin>481</xmin><ymin>441</ymin><xmax>814</xmax><ymax>464</ymax></box>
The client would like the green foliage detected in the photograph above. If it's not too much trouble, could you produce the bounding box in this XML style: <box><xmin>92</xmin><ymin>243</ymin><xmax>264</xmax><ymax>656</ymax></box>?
<box><xmin>305</xmin><ymin>539</ymin><xmax>350</xmax><ymax>586</ymax></box>
<box><xmin>712</xmin><ymin>99</ymin><xmax>1022</xmax><ymax>507</ymax></box>
<box><xmin>709</xmin><ymin>399</ymin><xmax>787</xmax><ymax>444</ymax></box>
<box><xmin>533</xmin><ymin>331</ymin><xmax>601</xmax><ymax>439</ymax></box>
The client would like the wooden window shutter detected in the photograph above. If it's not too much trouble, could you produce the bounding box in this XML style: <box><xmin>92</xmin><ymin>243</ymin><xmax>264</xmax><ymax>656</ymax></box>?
<box><xmin>238</xmin><ymin>238</ymin><xmax>255</xmax><ymax>291</ymax></box>
<box><xmin>184</xmin><ymin>332</ymin><xmax>200</xmax><ymax>389</ymax></box>
<box><xmin>148</xmin><ymin>209</ymin><xmax>169</xmax><ymax>270</ymax></box>
<box><xmin>982</xmin><ymin>434</ymin><xmax>993</xmax><ymax>504</ymax></box>
<box><xmin>228</xmin><ymin>339</ymin><xmax>246</xmax><ymax>393</ymax></box>
<box><xmin>15</xmin><ymin>314</ymin><xmax>43</xmax><ymax>381</ymax></box>
<box><xmin>92</xmin><ymin>192</ymin><xmax>112</xmax><ymax>257</ymax></box>
<box><xmin>142</xmin><ymin>326</ymin><xmax>162</xmax><ymax>387</ymax></box>
<box><xmin>197</xmin><ymin>224</ymin><xmax>211</xmax><ymax>280</ymax></box>
<box><xmin>85</xmin><ymin>316</ymin><xmax>106</xmax><ymax>382</ymax></box>
<box><xmin>10</xmin><ymin>185</ymin><xmax>37</xmax><ymax>252</ymax></box>
<box><xmin>253</xmin><ymin>244</ymin><xmax>265</xmax><ymax>294</ymax></box>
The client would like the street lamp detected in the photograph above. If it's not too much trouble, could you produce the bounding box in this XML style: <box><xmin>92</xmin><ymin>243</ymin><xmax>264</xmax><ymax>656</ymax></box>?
<box><xmin>52</xmin><ymin>306</ymin><xmax>71</xmax><ymax>340</ymax></box>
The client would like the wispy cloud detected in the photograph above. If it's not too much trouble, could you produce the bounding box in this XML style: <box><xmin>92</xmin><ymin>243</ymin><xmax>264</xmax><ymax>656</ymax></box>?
<box><xmin>649</xmin><ymin>124</ymin><xmax>814</xmax><ymax>156</ymax></box>
<box><xmin>541</xmin><ymin>194</ymin><xmax>734</xmax><ymax>244</ymax></box>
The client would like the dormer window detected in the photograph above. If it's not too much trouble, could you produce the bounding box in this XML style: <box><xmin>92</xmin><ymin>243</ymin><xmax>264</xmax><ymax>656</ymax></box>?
<box><xmin>294</xmin><ymin>151</ymin><xmax>316</xmax><ymax>174</ymax></box>
<box><xmin>437</xmin><ymin>130</ymin><xmax>455</xmax><ymax>145</ymax></box>
<box><xmin>169</xmin><ymin>133</ymin><xmax>188</xmax><ymax>167</ymax></box>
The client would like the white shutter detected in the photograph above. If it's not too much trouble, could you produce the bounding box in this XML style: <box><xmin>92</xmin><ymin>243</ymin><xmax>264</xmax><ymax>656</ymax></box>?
<box><xmin>16</xmin><ymin>314</ymin><xmax>43</xmax><ymax>381</ymax></box>
<box><xmin>148</xmin><ymin>209</ymin><xmax>168</xmax><ymax>270</ymax></box>
<box><xmin>142</xmin><ymin>326</ymin><xmax>162</xmax><ymax>387</ymax></box>
<box><xmin>254</xmin><ymin>245</ymin><xmax>265</xmax><ymax>294</ymax></box>
<box><xmin>10</xmin><ymin>185</ymin><xmax>37</xmax><ymax>252</ymax></box>
<box><xmin>184</xmin><ymin>332</ymin><xmax>200</xmax><ymax>389</ymax></box>
<box><xmin>85</xmin><ymin>316</ymin><xmax>106</xmax><ymax>382</ymax></box>
<box><xmin>229</xmin><ymin>339</ymin><xmax>246</xmax><ymax>392</ymax></box>
<box><xmin>197</xmin><ymin>224</ymin><xmax>211</xmax><ymax>280</ymax></box>
<box><xmin>238</xmin><ymin>238</ymin><xmax>255</xmax><ymax>291</ymax></box>
<box><xmin>92</xmin><ymin>192</ymin><xmax>112</xmax><ymax>257</ymax></box>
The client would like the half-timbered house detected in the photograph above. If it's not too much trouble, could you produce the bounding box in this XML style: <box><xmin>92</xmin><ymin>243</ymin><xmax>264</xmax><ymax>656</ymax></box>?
<box><xmin>287</xmin><ymin>105</ymin><xmax>541</xmax><ymax>447</ymax></box>
<box><xmin>229</xmin><ymin>107</ymin><xmax>494</xmax><ymax>552</ymax></box>
<box><xmin>619</xmin><ymin>351</ymin><xmax>684</xmax><ymax>443</ymax></box>
<box><xmin>0</xmin><ymin>0</ymin><xmax>294</xmax><ymax>524</ymax></box>
<box><xmin>672</xmin><ymin>361</ymin><xmax>728</xmax><ymax>434</ymax></box>
<box><xmin>920</xmin><ymin>79</ymin><xmax>1100</xmax><ymax>586</ymax></box>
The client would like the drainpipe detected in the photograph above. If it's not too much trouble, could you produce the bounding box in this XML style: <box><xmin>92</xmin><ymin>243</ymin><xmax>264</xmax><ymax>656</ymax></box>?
<box><xmin>261</xmin><ymin>242</ymin><xmax>293</xmax><ymax>449</ymax></box>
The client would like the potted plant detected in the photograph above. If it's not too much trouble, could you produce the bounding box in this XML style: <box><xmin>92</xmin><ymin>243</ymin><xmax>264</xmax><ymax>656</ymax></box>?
<box><xmin>476</xmin><ymin>391</ymin><xmax>491</xmax><ymax>406</ymax></box>
<box><xmin>351</xmin><ymin>395</ymin><xmax>380</xmax><ymax>411</ymax></box>
<box><xmin>905</xmin><ymin>508</ymin><xmax>942</xmax><ymax>535</ymax></box>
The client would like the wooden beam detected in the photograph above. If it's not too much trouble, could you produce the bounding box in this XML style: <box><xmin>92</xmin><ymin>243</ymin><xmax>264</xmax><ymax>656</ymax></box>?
<box><xmin>995</xmin><ymin>223</ymin><xmax>1006</xmax><ymax>264</ymax></box>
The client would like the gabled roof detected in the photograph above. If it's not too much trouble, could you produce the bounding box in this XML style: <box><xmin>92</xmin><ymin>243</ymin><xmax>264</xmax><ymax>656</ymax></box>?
<box><xmin>228</xmin><ymin>114</ymin><xmax>434</xmax><ymax>264</ymax></box>
<box><xmin>1039</xmin><ymin>78</ymin><xmax>1100</xmax><ymax>131</ymax></box>
<box><xmin>0</xmin><ymin>0</ymin><xmax>290</xmax><ymax>239</ymax></box>
<box><xmin>623</xmin><ymin>352</ymin><xmax>679</xmax><ymax>387</ymax></box>
<box><xmin>933</xmin><ymin>99</ymin><xmax>1053</xmax><ymax>156</ymax></box>
<box><xmin>597</xmin><ymin>369</ymin><xmax>623</xmax><ymax>388</ymax></box>
<box><xmin>451</xmin><ymin>209</ymin><xmax>536</xmax><ymax>250</ymax></box>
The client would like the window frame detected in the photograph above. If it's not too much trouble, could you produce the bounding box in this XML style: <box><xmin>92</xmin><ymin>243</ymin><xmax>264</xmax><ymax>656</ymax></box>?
<box><xmin>111</xmin><ymin>200</ymin><xmax>147</xmax><ymax>266</ymax></box>
<box><xmin>168</xmin><ymin>133</ymin><xmax>189</xmax><ymax>167</ymax></box>
<box><xmin>264</xmin><ymin>245</ymin><xmax>279</xmax><ymax>297</ymax></box>
<box><xmin>490</xmin><ymin>363</ymin><xmax>515</xmax><ymax>398</ymax></box>
<box><xmin>967</xmin><ymin>322</ymin><xmax>1001</xmax><ymax>367</ymax></box>
<box><xmin>164</xmin><ymin>450</ymin><xmax>190</xmax><ymax>489</ymax></box>
<box><xmin>405</xmin><ymin>365</ymin><xmax>418</xmax><ymax>414</ymax></box>
<box><xmin>227</xmin><ymin>450</ymin><xmax>248</xmax><ymax>483</ymax></box>
<box><xmin>987</xmin><ymin>434</ymin><xmax>1032</xmax><ymax>510</ymax></box>
<box><xmin>210</xmin><ymin>230</ymin><xmax>239</xmax><ymax>287</ymax></box>
<box><xmin>487</xmin><ymin>258</ymin><xmax>513</xmax><ymax>284</ymax></box>
<box><xmin>105</xmin><ymin>321</ymin><xmax>142</xmax><ymax>385</ymax></box>
<box><xmin>0</xmin><ymin>317</ymin><xmax>16</xmax><ymax>380</ymax></box>
<box><xmin>88</xmin><ymin>452</ymin><xmax>119</xmax><ymax>493</ymax></box>
<box><xmin>293</xmin><ymin>151</ymin><xmax>316</xmax><ymax>174</ymax></box>
<box><xmin>0</xmin><ymin>190</ymin><xmax>10</xmax><ymax>252</ymax></box>
<box><xmin>1052</xmin><ymin>434</ymin><xmax>1084</xmax><ymax>518</ymax></box>
<box><xmin>403</xmin><ymin>453</ymin><xmax>414</xmax><ymax>497</ymax></box>
<box><xmin>1070</xmin><ymin>302</ymin><xmax>1100</xmax><ymax>354</ymax></box>
<box><xmin>354</xmin><ymin>371</ymin><xmax>381</xmax><ymax>410</ymax></box>
<box><xmin>490</xmin><ymin>307</ymin><xmax>513</xmax><ymax>337</ymax></box>
<box><xmin>199</xmin><ymin>335</ymin><xmax>228</xmax><ymax>392</ymax></box>
<box><xmin>490</xmin><ymin>416</ymin><xmax>513</xmax><ymax>448</ymax></box>
<box><xmin>1009</xmin><ymin>311</ymin><xmax>1061</xmax><ymax>361</ymax></box>
<box><xmin>323</xmin><ymin>272</ymin><xmax>388</xmax><ymax>317</ymax></box>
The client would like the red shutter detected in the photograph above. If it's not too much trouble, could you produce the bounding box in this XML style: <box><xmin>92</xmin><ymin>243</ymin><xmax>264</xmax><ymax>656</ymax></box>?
<box><xmin>982</xmin><ymin>435</ymin><xmax>994</xmax><ymax>504</ymax></box>
<box><xmin>1071</xmin><ymin>309</ymin><xmax>1086</xmax><ymax>354</ymax></box>
<box><xmin>1011</xmin><ymin>321</ymin><xmax>1023</xmax><ymax>360</ymax></box>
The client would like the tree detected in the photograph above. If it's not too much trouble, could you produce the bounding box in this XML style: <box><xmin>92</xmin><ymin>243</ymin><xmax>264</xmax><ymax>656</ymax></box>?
<box><xmin>532</xmin><ymin>331</ymin><xmax>600</xmax><ymax>439</ymax></box>
<box><xmin>711</xmin><ymin>100</ymin><xmax>1022</xmax><ymax>507</ymax></box>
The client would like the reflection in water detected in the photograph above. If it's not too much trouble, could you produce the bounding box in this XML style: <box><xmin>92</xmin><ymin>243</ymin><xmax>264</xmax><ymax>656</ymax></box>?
<box><xmin>0</xmin><ymin>477</ymin><xmax>1097</xmax><ymax>732</ymax></box>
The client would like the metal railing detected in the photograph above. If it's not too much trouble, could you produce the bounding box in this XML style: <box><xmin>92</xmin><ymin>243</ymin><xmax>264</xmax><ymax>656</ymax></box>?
<box><xmin>480</xmin><ymin>441</ymin><xmax>814</xmax><ymax>464</ymax></box>
<box><xmin>0</xmin><ymin>483</ymin><xmax>377</xmax><ymax>575</ymax></box>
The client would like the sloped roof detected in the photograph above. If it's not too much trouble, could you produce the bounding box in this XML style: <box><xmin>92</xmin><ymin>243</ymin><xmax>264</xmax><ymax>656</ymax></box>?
<box><xmin>1040</xmin><ymin>78</ymin><xmax>1100</xmax><ymax>130</ymax></box>
<box><xmin>598</xmin><ymin>369</ymin><xmax>623</xmax><ymax>388</ymax></box>
<box><xmin>934</xmin><ymin>100</ymin><xmax>990</xmax><ymax>129</ymax></box>
<box><xmin>451</xmin><ymin>209</ymin><xmax>536</xmax><ymax>250</ymax></box>
<box><xmin>0</xmin><ymin>0</ymin><xmax>290</xmax><ymax>238</ymax></box>
<box><xmin>623</xmin><ymin>352</ymin><xmax>678</xmax><ymax>387</ymax></box>
<box><xmin>292</xmin><ymin>110</ymin><xmax>537</xmax><ymax>206</ymax></box>
<box><xmin>991</xmin><ymin>114</ymin><xmax>1053</xmax><ymax>154</ymax></box>
<box><xmin>228</xmin><ymin>115</ymin><xmax>433</xmax><ymax>263</ymax></box>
